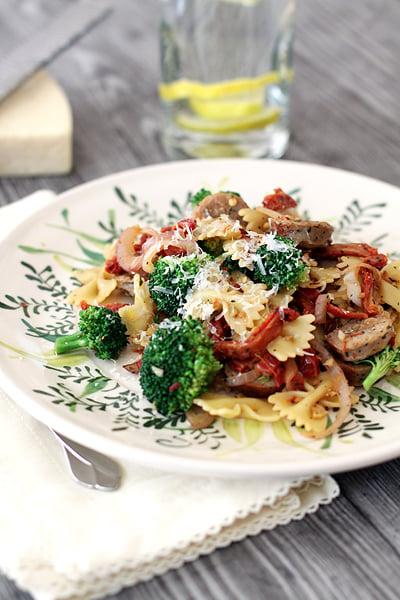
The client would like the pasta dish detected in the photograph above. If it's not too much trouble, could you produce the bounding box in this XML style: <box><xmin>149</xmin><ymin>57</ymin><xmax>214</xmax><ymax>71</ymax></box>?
<box><xmin>61</xmin><ymin>187</ymin><xmax>400</xmax><ymax>440</ymax></box>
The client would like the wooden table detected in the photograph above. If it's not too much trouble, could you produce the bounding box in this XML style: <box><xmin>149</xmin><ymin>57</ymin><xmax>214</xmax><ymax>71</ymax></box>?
<box><xmin>0</xmin><ymin>1</ymin><xmax>400</xmax><ymax>599</ymax></box>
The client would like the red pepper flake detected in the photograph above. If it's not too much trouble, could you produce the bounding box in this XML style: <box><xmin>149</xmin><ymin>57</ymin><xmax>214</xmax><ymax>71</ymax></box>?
<box><xmin>169</xmin><ymin>382</ymin><xmax>182</xmax><ymax>393</ymax></box>
<box><xmin>80</xmin><ymin>300</ymin><xmax>90</xmax><ymax>310</ymax></box>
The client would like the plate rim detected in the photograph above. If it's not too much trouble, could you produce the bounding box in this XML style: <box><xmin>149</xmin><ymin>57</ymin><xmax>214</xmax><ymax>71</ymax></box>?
<box><xmin>1</xmin><ymin>157</ymin><xmax>400</xmax><ymax>478</ymax></box>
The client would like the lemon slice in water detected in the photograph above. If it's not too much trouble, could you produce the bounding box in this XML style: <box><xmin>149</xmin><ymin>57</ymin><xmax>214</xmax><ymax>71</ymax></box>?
<box><xmin>159</xmin><ymin>71</ymin><xmax>286</xmax><ymax>134</ymax></box>
<box><xmin>158</xmin><ymin>71</ymin><xmax>281</xmax><ymax>102</ymax></box>
<box><xmin>189</xmin><ymin>93</ymin><xmax>264</xmax><ymax>120</ymax></box>
<box><xmin>175</xmin><ymin>106</ymin><xmax>281</xmax><ymax>134</ymax></box>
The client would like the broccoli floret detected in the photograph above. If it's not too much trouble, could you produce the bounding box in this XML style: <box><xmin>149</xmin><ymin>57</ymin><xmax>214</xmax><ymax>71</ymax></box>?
<box><xmin>139</xmin><ymin>317</ymin><xmax>222</xmax><ymax>415</ymax></box>
<box><xmin>149</xmin><ymin>254</ymin><xmax>209</xmax><ymax>316</ymax></box>
<box><xmin>220</xmin><ymin>255</ymin><xmax>253</xmax><ymax>279</ymax></box>
<box><xmin>220</xmin><ymin>190</ymin><xmax>242</xmax><ymax>197</ymax></box>
<box><xmin>198</xmin><ymin>238</ymin><xmax>224</xmax><ymax>257</ymax></box>
<box><xmin>253</xmin><ymin>234</ymin><xmax>305</xmax><ymax>290</ymax></box>
<box><xmin>55</xmin><ymin>305</ymin><xmax>128</xmax><ymax>360</ymax></box>
<box><xmin>190</xmin><ymin>188</ymin><xmax>211</xmax><ymax>207</ymax></box>
<box><xmin>190</xmin><ymin>188</ymin><xmax>241</xmax><ymax>207</ymax></box>
<box><xmin>360</xmin><ymin>345</ymin><xmax>400</xmax><ymax>391</ymax></box>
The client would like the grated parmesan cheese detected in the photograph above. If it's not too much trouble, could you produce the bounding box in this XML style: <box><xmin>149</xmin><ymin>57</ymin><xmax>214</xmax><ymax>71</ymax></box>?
<box><xmin>151</xmin><ymin>365</ymin><xmax>164</xmax><ymax>377</ymax></box>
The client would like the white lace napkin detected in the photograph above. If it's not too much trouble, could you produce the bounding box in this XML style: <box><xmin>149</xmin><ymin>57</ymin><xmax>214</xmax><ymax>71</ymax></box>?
<box><xmin>0</xmin><ymin>193</ymin><xmax>340</xmax><ymax>600</ymax></box>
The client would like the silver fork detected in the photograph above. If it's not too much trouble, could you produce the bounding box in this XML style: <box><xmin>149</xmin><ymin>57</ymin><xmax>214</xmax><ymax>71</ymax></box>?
<box><xmin>50</xmin><ymin>429</ymin><xmax>122</xmax><ymax>491</ymax></box>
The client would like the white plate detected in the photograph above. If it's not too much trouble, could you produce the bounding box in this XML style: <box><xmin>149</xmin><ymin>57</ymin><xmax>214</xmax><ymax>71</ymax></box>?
<box><xmin>1</xmin><ymin>158</ymin><xmax>400</xmax><ymax>478</ymax></box>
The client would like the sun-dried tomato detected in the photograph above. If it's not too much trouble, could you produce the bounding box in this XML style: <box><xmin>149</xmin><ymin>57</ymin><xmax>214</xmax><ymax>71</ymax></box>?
<box><xmin>316</xmin><ymin>243</ymin><xmax>388</xmax><ymax>269</ymax></box>
<box><xmin>132</xmin><ymin>232</ymin><xmax>152</xmax><ymax>253</ymax></box>
<box><xmin>326</xmin><ymin>302</ymin><xmax>368</xmax><ymax>320</ymax></box>
<box><xmin>284</xmin><ymin>358</ymin><xmax>305</xmax><ymax>391</ymax></box>
<box><xmin>104</xmin><ymin>302</ymin><xmax>129</xmax><ymax>312</ymax></box>
<box><xmin>293</xmin><ymin>288</ymin><xmax>320</xmax><ymax>314</ymax></box>
<box><xmin>160</xmin><ymin>218</ymin><xmax>197</xmax><ymax>234</ymax></box>
<box><xmin>262</xmin><ymin>188</ymin><xmax>297</xmax><ymax>212</ymax></box>
<box><xmin>214</xmin><ymin>310</ymin><xmax>284</xmax><ymax>360</ymax></box>
<box><xmin>158</xmin><ymin>245</ymin><xmax>187</xmax><ymax>257</ymax></box>
<box><xmin>208</xmin><ymin>314</ymin><xmax>231</xmax><ymax>341</ymax></box>
<box><xmin>104</xmin><ymin>256</ymin><xmax>126</xmax><ymax>275</ymax></box>
<box><xmin>359</xmin><ymin>267</ymin><xmax>380</xmax><ymax>316</ymax></box>
<box><xmin>296</xmin><ymin>351</ymin><xmax>320</xmax><ymax>379</ymax></box>
<box><xmin>255</xmin><ymin>352</ymin><xmax>285</xmax><ymax>387</ymax></box>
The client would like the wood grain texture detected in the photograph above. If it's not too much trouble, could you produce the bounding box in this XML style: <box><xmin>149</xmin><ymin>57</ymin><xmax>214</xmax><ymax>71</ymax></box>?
<box><xmin>0</xmin><ymin>1</ymin><xmax>400</xmax><ymax>599</ymax></box>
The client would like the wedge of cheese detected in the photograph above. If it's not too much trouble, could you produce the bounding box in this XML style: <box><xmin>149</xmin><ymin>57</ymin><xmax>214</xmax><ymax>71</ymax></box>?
<box><xmin>0</xmin><ymin>70</ymin><xmax>73</xmax><ymax>176</ymax></box>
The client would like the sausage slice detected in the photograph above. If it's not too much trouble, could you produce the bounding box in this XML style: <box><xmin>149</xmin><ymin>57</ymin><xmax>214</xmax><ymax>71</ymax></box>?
<box><xmin>192</xmin><ymin>192</ymin><xmax>249</xmax><ymax>224</ymax></box>
<box><xmin>270</xmin><ymin>216</ymin><xmax>334</xmax><ymax>249</ymax></box>
<box><xmin>334</xmin><ymin>358</ymin><xmax>372</xmax><ymax>386</ymax></box>
<box><xmin>326</xmin><ymin>312</ymin><xmax>394</xmax><ymax>361</ymax></box>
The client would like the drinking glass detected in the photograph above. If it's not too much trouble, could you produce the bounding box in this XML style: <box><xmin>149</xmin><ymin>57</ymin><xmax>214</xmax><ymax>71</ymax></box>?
<box><xmin>159</xmin><ymin>0</ymin><xmax>296</xmax><ymax>159</ymax></box>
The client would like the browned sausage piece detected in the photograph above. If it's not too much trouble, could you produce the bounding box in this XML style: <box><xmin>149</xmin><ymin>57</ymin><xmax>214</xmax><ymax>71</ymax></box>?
<box><xmin>269</xmin><ymin>216</ymin><xmax>334</xmax><ymax>249</ymax></box>
<box><xmin>334</xmin><ymin>358</ymin><xmax>372</xmax><ymax>386</ymax></box>
<box><xmin>192</xmin><ymin>192</ymin><xmax>249</xmax><ymax>224</ymax></box>
<box><xmin>234</xmin><ymin>379</ymin><xmax>280</xmax><ymax>398</ymax></box>
<box><xmin>186</xmin><ymin>405</ymin><xmax>215</xmax><ymax>429</ymax></box>
<box><xmin>326</xmin><ymin>312</ymin><xmax>394</xmax><ymax>362</ymax></box>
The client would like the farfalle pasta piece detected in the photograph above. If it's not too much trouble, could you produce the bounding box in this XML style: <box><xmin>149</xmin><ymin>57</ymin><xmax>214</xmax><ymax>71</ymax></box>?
<box><xmin>239</xmin><ymin>207</ymin><xmax>271</xmax><ymax>233</ymax></box>
<box><xmin>268</xmin><ymin>382</ymin><xmax>331</xmax><ymax>434</ymax></box>
<box><xmin>380</xmin><ymin>279</ymin><xmax>400</xmax><ymax>312</ymax></box>
<box><xmin>309</xmin><ymin>372</ymin><xmax>359</xmax><ymax>408</ymax></box>
<box><xmin>184</xmin><ymin>265</ymin><xmax>271</xmax><ymax>337</ymax></box>
<box><xmin>66</xmin><ymin>267</ymin><xmax>117</xmax><ymax>306</ymax></box>
<box><xmin>222</xmin><ymin>234</ymin><xmax>262</xmax><ymax>270</ymax></box>
<box><xmin>382</xmin><ymin>259</ymin><xmax>400</xmax><ymax>282</ymax></box>
<box><xmin>392</xmin><ymin>312</ymin><xmax>400</xmax><ymax>347</ymax></box>
<box><xmin>184</xmin><ymin>282</ymin><xmax>269</xmax><ymax>337</ymax></box>
<box><xmin>337</xmin><ymin>255</ymin><xmax>364</xmax><ymax>270</ymax></box>
<box><xmin>300</xmin><ymin>266</ymin><xmax>341</xmax><ymax>289</ymax></box>
<box><xmin>381</xmin><ymin>259</ymin><xmax>400</xmax><ymax>311</ymax></box>
<box><xmin>118</xmin><ymin>274</ymin><xmax>155</xmax><ymax>341</ymax></box>
<box><xmin>130</xmin><ymin>323</ymin><xmax>159</xmax><ymax>349</ymax></box>
<box><xmin>193</xmin><ymin>215</ymin><xmax>242</xmax><ymax>241</ymax></box>
<box><xmin>267</xmin><ymin>314</ymin><xmax>315</xmax><ymax>361</ymax></box>
<box><xmin>194</xmin><ymin>393</ymin><xmax>280</xmax><ymax>422</ymax></box>
<box><xmin>267</xmin><ymin>290</ymin><xmax>293</xmax><ymax>310</ymax></box>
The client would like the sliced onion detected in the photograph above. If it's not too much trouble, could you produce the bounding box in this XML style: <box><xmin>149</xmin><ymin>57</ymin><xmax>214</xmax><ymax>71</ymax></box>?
<box><xmin>141</xmin><ymin>232</ymin><xmax>198</xmax><ymax>273</ymax></box>
<box><xmin>343</xmin><ymin>269</ymin><xmax>362</xmax><ymax>307</ymax></box>
<box><xmin>314</xmin><ymin>293</ymin><xmax>329</xmax><ymax>324</ymax></box>
<box><xmin>341</xmin><ymin>261</ymin><xmax>381</xmax><ymax>307</ymax></box>
<box><xmin>310</xmin><ymin>336</ymin><xmax>353</xmax><ymax>439</ymax></box>
<box><xmin>115</xmin><ymin>225</ymin><xmax>141</xmax><ymax>271</ymax></box>
<box><xmin>225</xmin><ymin>369</ymin><xmax>259</xmax><ymax>387</ymax></box>
<box><xmin>283</xmin><ymin>358</ymin><xmax>300</xmax><ymax>391</ymax></box>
